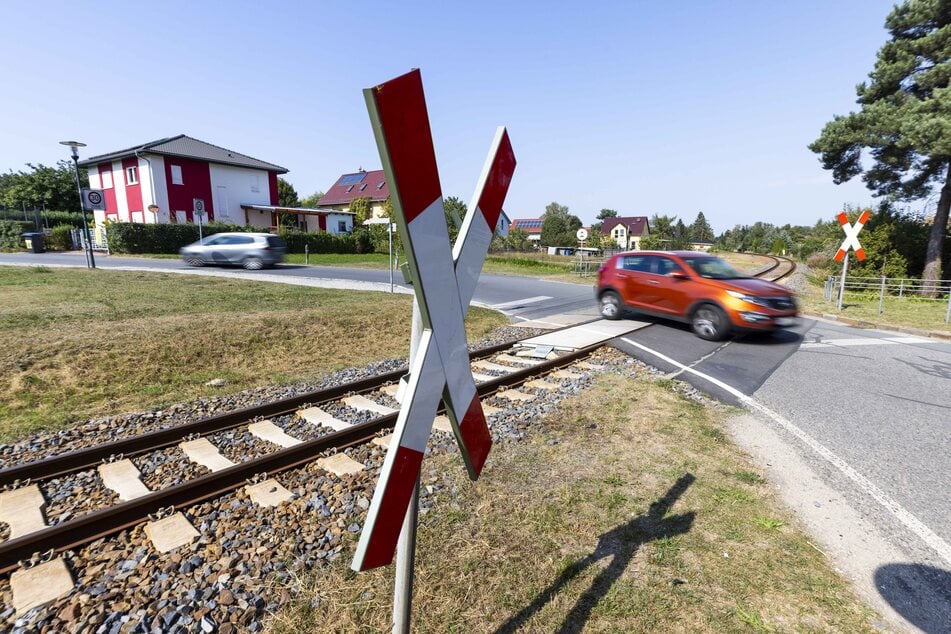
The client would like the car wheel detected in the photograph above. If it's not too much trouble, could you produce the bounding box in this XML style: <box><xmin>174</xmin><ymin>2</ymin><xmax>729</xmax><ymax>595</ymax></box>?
<box><xmin>599</xmin><ymin>291</ymin><xmax>623</xmax><ymax>320</ymax></box>
<box><xmin>692</xmin><ymin>304</ymin><xmax>728</xmax><ymax>341</ymax></box>
<box><xmin>184</xmin><ymin>256</ymin><xmax>203</xmax><ymax>267</ymax></box>
<box><xmin>243</xmin><ymin>256</ymin><xmax>264</xmax><ymax>270</ymax></box>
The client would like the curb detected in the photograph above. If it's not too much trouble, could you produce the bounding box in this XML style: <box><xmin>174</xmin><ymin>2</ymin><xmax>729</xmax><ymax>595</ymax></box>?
<box><xmin>805</xmin><ymin>312</ymin><xmax>951</xmax><ymax>342</ymax></box>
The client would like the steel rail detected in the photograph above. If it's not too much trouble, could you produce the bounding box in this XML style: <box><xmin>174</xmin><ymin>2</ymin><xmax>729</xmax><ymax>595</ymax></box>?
<box><xmin>0</xmin><ymin>340</ymin><xmax>517</xmax><ymax>486</ymax></box>
<box><xmin>0</xmin><ymin>343</ymin><xmax>600</xmax><ymax>574</ymax></box>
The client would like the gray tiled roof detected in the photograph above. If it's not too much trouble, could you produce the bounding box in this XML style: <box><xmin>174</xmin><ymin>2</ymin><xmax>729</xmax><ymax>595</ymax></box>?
<box><xmin>77</xmin><ymin>134</ymin><xmax>287</xmax><ymax>173</ymax></box>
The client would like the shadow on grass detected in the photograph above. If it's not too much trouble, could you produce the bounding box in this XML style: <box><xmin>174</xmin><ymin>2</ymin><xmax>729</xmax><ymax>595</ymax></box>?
<box><xmin>495</xmin><ymin>473</ymin><xmax>696</xmax><ymax>634</ymax></box>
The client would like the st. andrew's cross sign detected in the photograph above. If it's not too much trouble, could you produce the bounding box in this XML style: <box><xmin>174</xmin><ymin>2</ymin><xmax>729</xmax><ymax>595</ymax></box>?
<box><xmin>834</xmin><ymin>210</ymin><xmax>870</xmax><ymax>262</ymax></box>
<box><xmin>351</xmin><ymin>69</ymin><xmax>516</xmax><ymax>572</ymax></box>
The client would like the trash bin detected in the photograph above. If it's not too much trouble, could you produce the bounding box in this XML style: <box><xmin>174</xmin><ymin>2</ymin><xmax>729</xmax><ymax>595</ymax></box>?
<box><xmin>22</xmin><ymin>232</ymin><xmax>45</xmax><ymax>254</ymax></box>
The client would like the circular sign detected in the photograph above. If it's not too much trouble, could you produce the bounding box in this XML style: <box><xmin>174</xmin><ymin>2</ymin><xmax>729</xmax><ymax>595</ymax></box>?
<box><xmin>576</xmin><ymin>228</ymin><xmax>588</xmax><ymax>241</ymax></box>
<box><xmin>148</xmin><ymin>204</ymin><xmax>159</xmax><ymax>212</ymax></box>
<box><xmin>87</xmin><ymin>191</ymin><xmax>103</xmax><ymax>205</ymax></box>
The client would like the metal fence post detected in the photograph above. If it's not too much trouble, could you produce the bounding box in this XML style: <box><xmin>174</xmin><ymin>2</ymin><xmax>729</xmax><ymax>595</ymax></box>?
<box><xmin>837</xmin><ymin>257</ymin><xmax>849</xmax><ymax>311</ymax></box>
<box><xmin>945</xmin><ymin>290</ymin><xmax>951</xmax><ymax>324</ymax></box>
<box><xmin>879</xmin><ymin>275</ymin><xmax>886</xmax><ymax>315</ymax></box>
<box><xmin>305</xmin><ymin>244</ymin><xmax>309</xmax><ymax>265</ymax></box>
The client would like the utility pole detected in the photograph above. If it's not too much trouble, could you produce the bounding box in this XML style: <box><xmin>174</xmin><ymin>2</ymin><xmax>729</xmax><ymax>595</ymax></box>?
<box><xmin>60</xmin><ymin>141</ymin><xmax>95</xmax><ymax>269</ymax></box>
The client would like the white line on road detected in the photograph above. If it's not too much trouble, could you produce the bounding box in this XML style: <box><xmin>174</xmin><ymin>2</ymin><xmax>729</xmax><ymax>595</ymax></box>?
<box><xmin>800</xmin><ymin>336</ymin><xmax>932</xmax><ymax>349</ymax></box>
<box><xmin>490</xmin><ymin>295</ymin><xmax>552</xmax><ymax>311</ymax></box>
<box><xmin>620</xmin><ymin>336</ymin><xmax>951</xmax><ymax>567</ymax></box>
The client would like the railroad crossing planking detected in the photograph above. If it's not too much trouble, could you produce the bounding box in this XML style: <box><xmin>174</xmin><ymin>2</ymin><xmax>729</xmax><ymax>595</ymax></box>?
<box><xmin>352</xmin><ymin>69</ymin><xmax>515</xmax><ymax>572</ymax></box>
<box><xmin>834</xmin><ymin>210</ymin><xmax>870</xmax><ymax>262</ymax></box>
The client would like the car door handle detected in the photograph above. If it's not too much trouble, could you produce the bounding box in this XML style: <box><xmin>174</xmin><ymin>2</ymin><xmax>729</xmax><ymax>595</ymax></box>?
<box><xmin>647</xmin><ymin>280</ymin><xmax>660</xmax><ymax>285</ymax></box>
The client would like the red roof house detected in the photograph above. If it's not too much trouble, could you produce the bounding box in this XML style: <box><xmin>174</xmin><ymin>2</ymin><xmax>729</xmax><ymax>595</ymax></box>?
<box><xmin>602</xmin><ymin>216</ymin><xmax>650</xmax><ymax>250</ymax></box>
<box><xmin>317</xmin><ymin>169</ymin><xmax>390</xmax><ymax>218</ymax></box>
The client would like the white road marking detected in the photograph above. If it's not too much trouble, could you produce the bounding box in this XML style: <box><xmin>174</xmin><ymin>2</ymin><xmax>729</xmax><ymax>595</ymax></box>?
<box><xmin>490</xmin><ymin>295</ymin><xmax>552</xmax><ymax>311</ymax></box>
<box><xmin>801</xmin><ymin>336</ymin><xmax>931</xmax><ymax>349</ymax></box>
<box><xmin>620</xmin><ymin>336</ymin><xmax>951</xmax><ymax>567</ymax></box>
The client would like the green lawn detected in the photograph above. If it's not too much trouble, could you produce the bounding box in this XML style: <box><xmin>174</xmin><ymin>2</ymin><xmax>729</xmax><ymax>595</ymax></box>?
<box><xmin>0</xmin><ymin>267</ymin><xmax>506</xmax><ymax>440</ymax></box>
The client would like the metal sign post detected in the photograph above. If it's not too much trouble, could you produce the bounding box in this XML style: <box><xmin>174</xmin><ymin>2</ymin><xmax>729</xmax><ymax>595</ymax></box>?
<box><xmin>576</xmin><ymin>228</ymin><xmax>588</xmax><ymax>276</ymax></box>
<box><xmin>194</xmin><ymin>199</ymin><xmax>206</xmax><ymax>241</ymax></box>
<box><xmin>833</xmin><ymin>210</ymin><xmax>869</xmax><ymax>311</ymax></box>
<box><xmin>352</xmin><ymin>69</ymin><xmax>516</xmax><ymax>634</ymax></box>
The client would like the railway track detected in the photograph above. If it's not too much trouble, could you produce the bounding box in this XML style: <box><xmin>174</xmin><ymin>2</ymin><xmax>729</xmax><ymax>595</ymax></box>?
<box><xmin>0</xmin><ymin>332</ymin><xmax>608</xmax><ymax>599</ymax></box>
<box><xmin>751</xmin><ymin>254</ymin><xmax>797</xmax><ymax>283</ymax></box>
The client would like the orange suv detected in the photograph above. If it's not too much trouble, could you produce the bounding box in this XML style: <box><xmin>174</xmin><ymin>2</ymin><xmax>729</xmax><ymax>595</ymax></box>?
<box><xmin>596</xmin><ymin>251</ymin><xmax>798</xmax><ymax>340</ymax></box>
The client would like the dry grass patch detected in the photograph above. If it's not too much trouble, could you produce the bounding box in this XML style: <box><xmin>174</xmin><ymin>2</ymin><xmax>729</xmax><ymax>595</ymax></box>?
<box><xmin>270</xmin><ymin>371</ymin><xmax>876</xmax><ymax>633</ymax></box>
<box><xmin>0</xmin><ymin>267</ymin><xmax>506</xmax><ymax>439</ymax></box>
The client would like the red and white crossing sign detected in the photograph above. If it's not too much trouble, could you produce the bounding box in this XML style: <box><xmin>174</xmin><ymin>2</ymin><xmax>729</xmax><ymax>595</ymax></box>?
<box><xmin>834</xmin><ymin>210</ymin><xmax>870</xmax><ymax>262</ymax></box>
<box><xmin>351</xmin><ymin>69</ymin><xmax>516</xmax><ymax>571</ymax></box>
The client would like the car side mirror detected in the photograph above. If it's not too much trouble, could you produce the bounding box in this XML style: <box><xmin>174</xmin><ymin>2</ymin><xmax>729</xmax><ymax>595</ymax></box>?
<box><xmin>669</xmin><ymin>271</ymin><xmax>689</xmax><ymax>280</ymax></box>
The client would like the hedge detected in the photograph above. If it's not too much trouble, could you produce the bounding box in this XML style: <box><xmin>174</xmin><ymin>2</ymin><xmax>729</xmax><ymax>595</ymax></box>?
<box><xmin>47</xmin><ymin>225</ymin><xmax>75</xmax><ymax>251</ymax></box>
<box><xmin>105</xmin><ymin>222</ymin><xmax>252</xmax><ymax>254</ymax></box>
<box><xmin>104</xmin><ymin>222</ymin><xmax>373</xmax><ymax>255</ymax></box>
<box><xmin>0</xmin><ymin>220</ymin><xmax>36</xmax><ymax>250</ymax></box>
<box><xmin>277</xmin><ymin>229</ymin><xmax>372</xmax><ymax>254</ymax></box>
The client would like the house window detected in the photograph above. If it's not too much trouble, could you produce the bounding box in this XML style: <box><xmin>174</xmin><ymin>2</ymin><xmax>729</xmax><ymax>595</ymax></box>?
<box><xmin>101</xmin><ymin>171</ymin><xmax>113</xmax><ymax>189</ymax></box>
<box><xmin>346</xmin><ymin>185</ymin><xmax>354</xmax><ymax>193</ymax></box>
<box><xmin>359</xmin><ymin>183</ymin><xmax>367</xmax><ymax>191</ymax></box>
<box><xmin>250</xmin><ymin>174</ymin><xmax>260</xmax><ymax>193</ymax></box>
<box><xmin>171</xmin><ymin>165</ymin><xmax>184</xmax><ymax>185</ymax></box>
<box><xmin>126</xmin><ymin>166</ymin><xmax>138</xmax><ymax>185</ymax></box>
<box><xmin>338</xmin><ymin>220</ymin><xmax>347</xmax><ymax>233</ymax></box>
<box><xmin>376</xmin><ymin>181</ymin><xmax>385</xmax><ymax>190</ymax></box>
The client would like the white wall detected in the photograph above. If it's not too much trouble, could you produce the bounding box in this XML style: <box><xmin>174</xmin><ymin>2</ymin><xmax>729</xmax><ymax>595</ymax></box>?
<box><xmin>110</xmin><ymin>160</ymin><xmax>129</xmax><ymax>219</ymax></box>
<box><xmin>209</xmin><ymin>164</ymin><xmax>272</xmax><ymax>225</ymax></box>
<box><xmin>139</xmin><ymin>154</ymin><xmax>170</xmax><ymax>224</ymax></box>
<box><xmin>327</xmin><ymin>213</ymin><xmax>353</xmax><ymax>234</ymax></box>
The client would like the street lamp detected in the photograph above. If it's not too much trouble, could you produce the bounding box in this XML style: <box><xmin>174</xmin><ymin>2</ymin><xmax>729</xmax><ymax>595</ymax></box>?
<box><xmin>59</xmin><ymin>140</ymin><xmax>96</xmax><ymax>269</ymax></box>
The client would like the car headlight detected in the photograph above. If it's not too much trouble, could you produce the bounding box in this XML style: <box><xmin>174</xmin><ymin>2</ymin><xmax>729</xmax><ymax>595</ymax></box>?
<box><xmin>726</xmin><ymin>290</ymin><xmax>770</xmax><ymax>307</ymax></box>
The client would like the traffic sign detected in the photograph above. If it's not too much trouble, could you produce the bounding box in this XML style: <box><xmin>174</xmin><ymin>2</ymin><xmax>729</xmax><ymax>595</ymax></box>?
<box><xmin>193</xmin><ymin>199</ymin><xmax>205</xmax><ymax>215</ymax></box>
<box><xmin>81</xmin><ymin>189</ymin><xmax>105</xmax><ymax>211</ymax></box>
<box><xmin>834</xmin><ymin>210</ymin><xmax>869</xmax><ymax>262</ymax></box>
<box><xmin>352</xmin><ymin>69</ymin><xmax>515</xmax><ymax>572</ymax></box>
<box><xmin>576</xmin><ymin>228</ymin><xmax>588</xmax><ymax>241</ymax></box>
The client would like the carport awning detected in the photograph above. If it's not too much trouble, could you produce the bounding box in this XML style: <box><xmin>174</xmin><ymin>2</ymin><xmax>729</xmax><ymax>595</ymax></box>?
<box><xmin>240</xmin><ymin>204</ymin><xmax>355</xmax><ymax>217</ymax></box>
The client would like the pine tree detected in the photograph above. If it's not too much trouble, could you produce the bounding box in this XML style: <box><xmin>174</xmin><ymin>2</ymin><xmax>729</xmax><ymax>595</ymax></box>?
<box><xmin>689</xmin><ymin>211</ymin><xmax>715</xmax><ymax>242</ymax></box>
<box><xmin>810</xmin><ymin>0</ymin><xmax>951</xmax><ymax>287</ymax></box>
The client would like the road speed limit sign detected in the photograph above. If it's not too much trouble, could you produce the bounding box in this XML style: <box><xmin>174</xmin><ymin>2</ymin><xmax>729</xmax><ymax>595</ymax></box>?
<box><xmin>576</xmin><ymin>228</ymin><xmax>588</xmax><ymax>241</ymax></box>
<box><xmin>82</xmin><ymin>188</ymin><xmax>105</xmax><ymax>211</ymax></box>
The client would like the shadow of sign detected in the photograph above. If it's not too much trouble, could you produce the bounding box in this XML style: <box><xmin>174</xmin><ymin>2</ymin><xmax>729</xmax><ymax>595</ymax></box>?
<box><xmin>895</xmin><ymin>357</ymin><xmax>951</xmax><ymax>380</ymax></box>
<box><xmin>874</xmin><ymin>563</ymin><xmax>951</xmax><ymax>633</ymax></box>
<box><xmin>494</xmin><ymin>473</ymin><xmax>696</xmax><ymax>634</ymax></box>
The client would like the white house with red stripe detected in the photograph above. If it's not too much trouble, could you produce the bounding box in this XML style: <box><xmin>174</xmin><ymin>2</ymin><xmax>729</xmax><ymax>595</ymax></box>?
<box><xmin>78</xmin><ymin>135</ymin><xmax>289</xmax><ymax>229</ymax></box>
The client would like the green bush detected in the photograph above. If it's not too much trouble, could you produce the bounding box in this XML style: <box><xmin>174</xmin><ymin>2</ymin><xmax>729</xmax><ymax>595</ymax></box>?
<box><xmin>104</xmin><ymin>221</ymin><xmax>371</xmax><ymax>255</ymax></box>
<box><xmin>0</xmin><ymin>220</ymin><xmax>35</xmax><ymax>250</ymax></box>
<box><xmin>47</xmin><ymin>224</ymin><xmax>75</xmax><ymax>251</ymax></box>
<box><xmin>41</xmin><ymin>211</ymin><xmax>88</xmax><ymax>229</ymax></box>
<box><xmin>277</xmin><ymin>229</ymin><xmax>370</xmax><ymax>254</ymax></box>
<box><xmin>106</xmin><ymin>222</ymin><xmax>252</xmax><ymax>254</ymax></box>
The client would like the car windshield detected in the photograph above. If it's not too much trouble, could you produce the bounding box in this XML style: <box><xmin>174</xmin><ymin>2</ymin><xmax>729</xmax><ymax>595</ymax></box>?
<box><xmin>682</xmin><ymin>256</ymin><xmax>745</xmax><ymax>279</ymax></box>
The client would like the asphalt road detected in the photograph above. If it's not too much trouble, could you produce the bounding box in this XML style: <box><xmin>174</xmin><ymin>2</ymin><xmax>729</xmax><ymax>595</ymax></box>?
<box><xmin>3</xmin><ymin>251</ymin><xmax>948</xmax><ymax>628</ymax></box>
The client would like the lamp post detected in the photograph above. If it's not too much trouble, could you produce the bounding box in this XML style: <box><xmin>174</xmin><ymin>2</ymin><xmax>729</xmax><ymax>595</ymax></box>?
<box><xmin>59</xmin><ymin>141</ymin><xmax>95</xmax><ymax>269</ymax></box>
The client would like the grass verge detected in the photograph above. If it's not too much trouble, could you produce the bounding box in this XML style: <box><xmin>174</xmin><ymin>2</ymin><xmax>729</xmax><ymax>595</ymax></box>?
<box><xmin>269</xmin><ymin>371</ymin><xmax>877</xmax><ymax>633</ymax></box>
<box><xmin>796</xmin><ymin>277</ymin><xmax>951</xmax><ymax>333</ymax></box>
<box><xmin>0</xmin><ymin>267</ymin><xmax>507</xmax><ymax>440</ymax></box>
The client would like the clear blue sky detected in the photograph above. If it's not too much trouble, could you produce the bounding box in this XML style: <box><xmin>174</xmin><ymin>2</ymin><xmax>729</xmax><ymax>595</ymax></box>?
<box><xmin>2</xmin><ymin>0</ymin><xmax>910</xmax><ymax>233</ymax></box>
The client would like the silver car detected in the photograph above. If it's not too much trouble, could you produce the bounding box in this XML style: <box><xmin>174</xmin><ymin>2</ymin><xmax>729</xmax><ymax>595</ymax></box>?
<box><xmin>180</xmin><ymin>232</ymin><xmax>287</xmax><ymax>270</ymax></box>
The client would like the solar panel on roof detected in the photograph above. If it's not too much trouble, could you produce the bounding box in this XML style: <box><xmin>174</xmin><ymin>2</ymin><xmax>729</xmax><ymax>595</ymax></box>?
<box><xmin>338</xmin><ymin>173</ymin><xmax>366</xmax><ymax>185</ymax></box>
